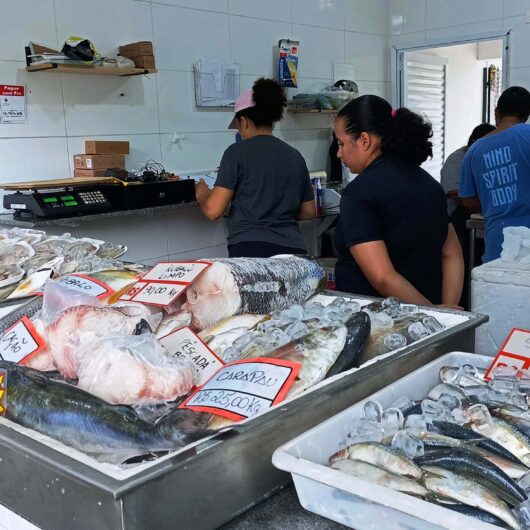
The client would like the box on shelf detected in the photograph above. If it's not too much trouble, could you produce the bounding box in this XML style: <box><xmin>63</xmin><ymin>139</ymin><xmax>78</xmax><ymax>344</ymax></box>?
<box><xmin>85</xmin><ymin>141</ymin><xmax>130</xmax><ymax>155</ymax></box>
<box><xmin>74</xmin><ymin>154</ymin><xmax>125</xmax><ymax>170</ymax></box>
<box><xmin>73</xmin><ymin>168</ymin><xmax>109</xmax><ymax>178</ymax></box>
<box><xmin>129</xmin><ymin>56</ymin><xmax>155</xmax><ymax>70</ymax></box>
<box><xmin>119</xmin><ymin>41</ymin><xmax>154</xmax><ymax>58</ymax></box>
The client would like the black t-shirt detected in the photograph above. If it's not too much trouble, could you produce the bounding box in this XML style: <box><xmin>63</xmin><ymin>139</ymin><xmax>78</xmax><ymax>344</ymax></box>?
<box><xmin>334</xmin><ymin>155</ymin><xmax>449</xmax><ymax>304</ymax></box>
<box><xmin>215</xmin><ymin>135</ymin><xmax>315</xmax><ymax>248</ymax></box>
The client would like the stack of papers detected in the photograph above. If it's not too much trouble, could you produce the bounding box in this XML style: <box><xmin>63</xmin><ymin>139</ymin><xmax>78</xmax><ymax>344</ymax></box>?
<box><xmin>193</xmin><ymin>58</ymin><xmax>239</xmax><ymax>107</ymax></box>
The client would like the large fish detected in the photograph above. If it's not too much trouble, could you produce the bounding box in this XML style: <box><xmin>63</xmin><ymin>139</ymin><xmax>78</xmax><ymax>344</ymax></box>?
<box><xmin>416</xmin><ymin>447</ymin><xmax>527</xmax><ymax>505</ymax></box>
<box><xmin>0</xmin><ymin>361</ymin><xmax>210</xmax><ymax>462</ymax></box>
<box><xmin>182</xmin><ymin>256</ymin><xmax>324</xmax><ymax>329</ymax></box>
<box><xmin>331</xmin><ymin>459</ymin><xmax>428</xmax><ymax>497</ymax></box>
<box><xmin>421</xmin><ymin>466</ymin><xmax>521</xmax><ymax>529</ymax></box>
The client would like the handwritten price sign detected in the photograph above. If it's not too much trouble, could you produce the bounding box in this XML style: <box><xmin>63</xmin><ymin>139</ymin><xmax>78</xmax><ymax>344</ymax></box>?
<box><xmin>159</xmin><ymin>326</ymin><xmax>224</xmax><ymax>386</ymax></box>
<box><xmin>59</xmin><ymin>274</ymin><xmax>114</xmax><ymax>300</ymax></box>
<box><xmin>126</xmin><ymin>281</ymin><xmax>187</xmax><ymax>307</ymax></box>
<box><xmin>142</xmin><ymin>261</ymin><xmax>211</xmax><ymax>283</ymax></box>
<box><xmin>485</xmin><ymin>328</ymin><xmax>530</xmax><ymax>379</ymax></box>
<box><xmin>0</xmin><ymin>316</ymin><xmax>46</xmax><ymax>364</ymax></box>
<box><xmin>180</xmin><ymin>358</ymin><xmax>301</xmax><ymax>421</ymax></box>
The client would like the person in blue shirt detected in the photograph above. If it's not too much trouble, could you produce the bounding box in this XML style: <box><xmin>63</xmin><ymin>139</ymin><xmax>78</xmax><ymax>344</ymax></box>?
<box><xmin>459</xmin><ymin>86</ymin><xmax>530</xmax><ymax>262</ymax></box>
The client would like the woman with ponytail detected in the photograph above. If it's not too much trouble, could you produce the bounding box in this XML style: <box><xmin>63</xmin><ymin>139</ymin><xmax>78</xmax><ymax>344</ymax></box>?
<box><xmin>333</xmin><ymin>95</ymin><xmax>464</xmax><ymax>307</ymax></box>
<box><xmin>196</xmin><ymin>78</ymin><xmax>316</xmax><ymax>257</ymax></box>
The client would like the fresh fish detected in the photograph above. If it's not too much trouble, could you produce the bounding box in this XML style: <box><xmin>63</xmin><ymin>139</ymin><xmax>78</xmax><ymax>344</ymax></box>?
<box><xmin>326</xmin><ymin>311</ymin><xmax>371</xmax><ymax>375</ymax></box>
<box><xmin>406</xmin><ymin>430</ymin><xmax>470</xmax><ymax>450</ymax></box>
<box><xmin>431</xmin><ymin>420</ymin><xmax>524</xmax><ymax>465</ymax></box>
<box><xmin>493</xmin><ymin>406</ymin><xmax>530</xmax><ymax>439</ymax></box>
<box><xmin>46</xmin><ymin>305</ymin><xmax>154</xmax><ymax>379</ymax></box>
<box><xmin>21</xmin><ymin>253</ymin><xmax>63</xmax><ymax>276</ymax></box>
<box><xmin>421</xmin><ymin>466</ymin><xmax>521</xmax><ymax>529</ymax></box>
<box><xmin>331</xmin><ymin>459</ymin><xmax>428</xmax><ymax>497</ymax></box>
<box><xmin>198</xmin><ymin>314</ymin><xmax>267</xmax><ymax>342</ymax></box>
<box><xmin>416</xmin><ymin>447</ymin><xmax>527</xmax><ymax>505</ymax></box>
<box><xmin>469</xmin><ymin>416</ymin><xmax>530</xmax><ymax>466</ymax></box>
<box><xmin>440</xmin><ymin>502</ymin><xmax>512</xmax><ymax>527</ymax></box>
<box><xmin>356</xmin><ymin>312</ymin><xmax>442</xmax><ymax>366</ymax></box>
<box><xmin>329</xmin><ymin>442</ymin><xmax>422</xmax><ymax>479</ymax></box>
<box><xmin>64</xmin><ymin>240</ymin><xmax>98</xmax><ymax>261</ymax></box>
<box><xmin>0</xmin><ymin>360</ymin><xmax>210</xmax><ymax>462</ymax></box>
<box><xmin>472</xmin><ymin>447</ymin><xmax>529</xmax><ymax>480</ymax></box>
<box><xmin>207</xmin><ymin>327</ymin><xmax>253</xmax><ymax>358</ymax></box>
<box><xmin>182</xmin><ymin>256</ymin><xmax>324</xmax><ymax>329</ymax></box>
<box><xmin>7</xmin><ymin>269</ymin><xmax>54</xmax><ymax>299</ymax></box>
<box><xmin>95</xmin><ymin>242</ymin><xmax>127</xmax><ymax>260</ymax></box>
<box><xmin>155</xmin><ymin>310</ymin><xmax>193</xmax><ymax>339</ymax></box>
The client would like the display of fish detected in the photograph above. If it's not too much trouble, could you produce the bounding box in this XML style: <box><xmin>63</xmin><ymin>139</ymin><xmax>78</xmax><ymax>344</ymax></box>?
<box><xmin>198</xmin><ymin>314</ymin><xmax>267</xmax><ymax>342</ymax></box>
<box><xmin>331</xmin><ymin>459</ymin><xmax>428</xmax><ymax>497</ymax></box>
<box><xmin>0</xmin><ymin>360</ymin><xmax>210</xmax><ymax>462</ymax></box>
<box><xmin>155</xmin><ymin>310</ymin><xmax>193</xmax><ymax>339</ymax></box>
<box><xmin>182</xmin><ymin>256</ymin><xmax>324</xmax><ymax>329</ymax></box>
<box><xmin>421</xmin><ymin>466</ymin><xmax>521</xmax><ymax>529</ymax></box>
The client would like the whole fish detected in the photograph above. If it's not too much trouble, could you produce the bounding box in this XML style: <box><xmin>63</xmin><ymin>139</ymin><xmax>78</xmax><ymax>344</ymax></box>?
<box><xmin>472</xmin><ymin>447</ymin><xmax>529</xmax><ymax>480</ymax></box>
<box><xmin>182</xmin><ymin>256</ymin><xmax>324</xmax><ymax>329</ymax></box>
<box><xmin>207</xmin><ymin>327</ymin><xmax>253</xmax><ymax>358</ymax></box>
<box><xmin>0</xmin><ymin>361</ymin><xmax>210</xmax><ymax>462</ymax></box>
<box><xmin>469</xmin><ymin>417</ymin><xmax>530</xmax><ymax>466</ymax></box>
<box><xmin>431</xmin><ymin>420</ymin><xmax>524</xmax><ymax>465</ymax></box>
<box><xmin>416</xmin><ymin>447</ymin><xmax>527</xmax><ymax>505</ymax></box>
<box><xmin>331</xmin><ymin>459</ymin><xmax>428</xmax><ymax>497</ymax></box>
<box><xmin>421</xmin><ymin>466</ymin><xmax>521</xmax><ymax>530</ymax></box>
<box><xmin>493</xmin><ymin>406</ymin><xmax>530</xmax><ymax>439</ymax></box>
<box><xmin>327</xmin><ymin>311</ymin><xmax>371</xmax><ymax>375</ymax></box>
<box><xmin>329</xmin><ymin>442</ymin><xmax>422</xmax><ymax>480</ymax></box>
<box><xmin>440</xmin><ymin>502</ymin><xmax>513</xmax><ymax>527</ymax></box>
<box><xmin>198</xmin><ymin>314</ymin><xmax>267</xmax><ymax>342</ymax></box>
<box><xmin>405</xmin><ymin>430</ymin><xmax>470</xmax><ymax>450</ymax></box>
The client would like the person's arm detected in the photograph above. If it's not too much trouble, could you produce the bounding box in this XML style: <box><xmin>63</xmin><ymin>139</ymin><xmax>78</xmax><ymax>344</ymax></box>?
<box><xmin>196</xmin><ymin>180</ymin><xmax>234</xmax><ymax>221</ymax></box>
<box><xmin>298</xmin><ymin>200</ymin><xmax>316</xmax><ymax>220</ymax></box>
<box><xmin>441</xmin><ymin>224</ymin><xmax>464</xmax><ymax>307</ymax></box>
<box><xmin>350</xmin><ymin>240</ymin><xmax>432</xmax><ymax>305</ymax></box>
<box><xmin>461</xmin><ymin>196</ymin><xmax>481</xmax><ymax>213</ymax></box>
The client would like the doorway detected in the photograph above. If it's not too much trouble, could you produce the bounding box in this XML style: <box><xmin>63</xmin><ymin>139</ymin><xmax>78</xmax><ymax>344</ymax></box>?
<box><xmin>393</xmin><ymin>34</ymin><xmax>507</xmax><ymax>181</ymax></box>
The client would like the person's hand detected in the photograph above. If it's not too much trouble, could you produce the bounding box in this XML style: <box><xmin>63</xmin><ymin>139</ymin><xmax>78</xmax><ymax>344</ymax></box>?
<box><xmin>435</xmin><ymin>304</ymin><xmax>464</xmax><ymax>311</ymax></box>
<box><xmin>195</xmin><ymin>178</ymin><xmax>211</xmax><ymax>203</ymax></box>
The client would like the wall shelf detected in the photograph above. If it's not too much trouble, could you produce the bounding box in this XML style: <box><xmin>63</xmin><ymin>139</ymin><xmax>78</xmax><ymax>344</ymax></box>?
<box><xmin>26</xmin><ymin>63</ymin><xmax>156</xmax><ymax>76</ymax></box>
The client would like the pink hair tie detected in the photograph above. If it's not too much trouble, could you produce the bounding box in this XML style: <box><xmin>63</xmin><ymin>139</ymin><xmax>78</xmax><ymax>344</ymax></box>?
<box><xmin>391</xmin><ymin>109</ymin><xmax>398</xmax><ymax>118</ymax></box>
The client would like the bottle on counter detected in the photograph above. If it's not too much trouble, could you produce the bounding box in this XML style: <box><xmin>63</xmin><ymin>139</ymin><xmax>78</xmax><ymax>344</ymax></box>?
<box><xmin>311</xmin><ymin>177</ymin><xmax>323</xmax><ymax>216</ymax></box>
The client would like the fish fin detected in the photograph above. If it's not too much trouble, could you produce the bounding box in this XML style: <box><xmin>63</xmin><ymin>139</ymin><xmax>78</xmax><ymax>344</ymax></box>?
<box><xmin>22</xmin><ymin>367</ymin><xmax>51</xmax><ymax>386</ymax></box>
<box><xmin>462</xmin><ymin>438</ymin><xmax>486</xmax><ymax>446</ymax></box>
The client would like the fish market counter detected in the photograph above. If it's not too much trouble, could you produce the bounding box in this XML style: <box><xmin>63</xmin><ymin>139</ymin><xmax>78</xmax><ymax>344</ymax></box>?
<box><xmin>0</xmin><ymin>293</ymin><xmax>487</xmax><ymax>530</ymax></box>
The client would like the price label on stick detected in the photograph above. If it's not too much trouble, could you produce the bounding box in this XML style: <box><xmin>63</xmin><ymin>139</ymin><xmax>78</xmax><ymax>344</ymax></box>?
<box><xmin>159</xmin><ymin>327</ymin><xmax>224</xmax><ymax>386</ymax></box>
<box><xmin>485</xmin><ymin>328</ymin><xmax>530</xmax><ymax>380</ymax></box>
<box><xmin>142</xmin><ymin>261</ymin><xmax>211</xmax><ymax>283</ymax></box>
<box><xmin>59</xmin><ymin>274</ymin><xmax>114</xmax><ymax>300</ymax></box>
<box><xmin>180</xmin><ymin>358</ymin><xmax>301</xmax><ymax>421</ymax></box>
<box><xmin>0</xmin><ymin>316</ymin><xmax>46</xmax><ymax>364</ymax></box>
<box><xmin>128</xmin><ymin>281</ymin><xmax>187</xmax><ymax>307</ymax></box>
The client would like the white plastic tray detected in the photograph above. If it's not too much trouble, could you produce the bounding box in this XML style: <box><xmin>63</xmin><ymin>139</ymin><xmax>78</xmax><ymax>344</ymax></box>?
<box><xmin>272</xmin><ymin>351</ymin><xmax>500</xmax><ymax>530</ymax></box>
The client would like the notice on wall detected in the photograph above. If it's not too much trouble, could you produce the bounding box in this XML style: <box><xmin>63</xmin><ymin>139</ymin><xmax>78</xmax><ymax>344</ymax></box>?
<box><xmin>0</xmin><ymin>85</ymin><xmax>27</xmax><ymax>124</ymax></box>
<box><xmin>485</xmin><ymin>328</ymin><xmax>530</xmax><ymax>379</ymax></box>
<box><xmin>180</xmin><ymin>357</ymin><xmax>301</xmax><ymax>421</ymax></box>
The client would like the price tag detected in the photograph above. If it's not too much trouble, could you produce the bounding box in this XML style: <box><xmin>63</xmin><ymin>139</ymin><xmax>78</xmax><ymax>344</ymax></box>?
<box><xmin>485</xmin><ymin>328</ymin><xmax>530</xmax><ymax>380</ymax></box>
<box><xmin>180</xmin><ymin>358</ymin><xmax>301</xmax><ymax>421</ymax></box>
<box><xmin>59</xmin><ymin>274</ymin><xmax>114</xmax><ymax>300</ymax></box>
<box><xmin>142</xmin><ymin>261</ymin><xmax>211</xmax><ymax>283</ymax></box>
<box><xmin>0</xmin><ymin>316</ymin><xmax>46</xmax><ymax>364</ymax></box>
<box><xmin>158</xmin><ymin>326</ymin><xmax>224</xmax><ymax>386</ymax></box>
<box><xmin>128</xmin><ymin>281</ymin><xmax>187</xmax><ymax>307</ymax></box>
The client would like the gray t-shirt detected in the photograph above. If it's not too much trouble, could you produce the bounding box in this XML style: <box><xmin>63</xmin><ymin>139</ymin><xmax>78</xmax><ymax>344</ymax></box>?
<box><xmin>440</xmin><ymin>146</ymin><xmax>467</xmax><ymax>216</ymax></box>
<box><xmin>215</xmin><ymin>135</ymin><xmax>315</xmax><ymax>248</ymax></box>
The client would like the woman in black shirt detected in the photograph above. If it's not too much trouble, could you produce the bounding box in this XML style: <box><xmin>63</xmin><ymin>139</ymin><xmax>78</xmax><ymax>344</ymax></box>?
<box><xmin>333</xmin><ymin>95</ymin><xmax>464</xmax><ymax>307</ymax></box>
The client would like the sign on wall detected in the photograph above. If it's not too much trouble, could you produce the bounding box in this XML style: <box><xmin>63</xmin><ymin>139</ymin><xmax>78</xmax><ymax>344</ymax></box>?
<box><xmin>0</xmin><ymin>85</ymin><xmax>27</xmax><ymax>124</ymax></box>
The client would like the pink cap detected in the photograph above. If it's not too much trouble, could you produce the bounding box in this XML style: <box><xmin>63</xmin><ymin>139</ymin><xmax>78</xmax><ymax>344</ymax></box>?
<box><xmin>228</xmin><ymin>88</ymin><xmax>255</xmax><ymax>129</ymax></box>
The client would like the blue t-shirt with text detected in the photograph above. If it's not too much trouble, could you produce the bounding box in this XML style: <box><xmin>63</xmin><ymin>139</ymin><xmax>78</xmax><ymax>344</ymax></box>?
<box><xmin>459</xmin><ymin>124</ymin><xmax>530</xmax><ymax>262</ymax></box>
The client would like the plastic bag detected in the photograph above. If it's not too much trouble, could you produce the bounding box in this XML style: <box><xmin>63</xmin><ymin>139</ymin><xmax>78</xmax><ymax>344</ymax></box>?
<box><xmin>76</xmin><ymin>334</ymin><xmax>196</xmax><ymax>404</ymax></box>
<box><xmin>501</xmin><ymin>226</ymin><xmax>530</xmax><ymax>264</ymax></box>
<box><xmin>0</xmin><ymin>239</ymin><xmax>35</xmax><ymax>265</ymax></box>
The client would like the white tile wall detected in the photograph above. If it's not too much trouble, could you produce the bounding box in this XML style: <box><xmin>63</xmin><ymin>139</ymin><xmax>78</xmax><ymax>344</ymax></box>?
<box><xmin>345</xmin><ymin>0</ymin><xmax>389</xmax><ymax>35</ymax></box>
<box><xmin>503</xmin><ymin>0</ymin><xmax>530</xmax><ymax>18</ymax></box>
<box><xmin>426</xmin><ymin>0</ymin><xmax>503</xmax><ymax>30</ymax></box>
<box><xmin>228</xmin><ymin>0</ymin><xmax>290</xmax><ymax>22</ymax></box>
<box><xmin>389</xmin><ymin>0</ymin><xmax>426</xmax><ymax>35</ymax></box>
<box><xmin>292</xmin><ymin>0</ymin><xmax>345</xmax><ymax>30</ymax></box>
<box><xmin>345</xmin><ymin>32</ymin><xmax>389</xmax><ymax>81</ymax></box>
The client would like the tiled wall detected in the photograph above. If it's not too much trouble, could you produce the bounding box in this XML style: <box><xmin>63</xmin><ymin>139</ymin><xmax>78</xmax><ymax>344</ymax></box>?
<box><xmin>0</xmin><ymin>0</ymin><xmax>389</xmax><ymax>185</ymax></box>
<box><xmin>389</xmin><ymin>0</ymin><xmax>530</xmax><ymax>92</ymax></box>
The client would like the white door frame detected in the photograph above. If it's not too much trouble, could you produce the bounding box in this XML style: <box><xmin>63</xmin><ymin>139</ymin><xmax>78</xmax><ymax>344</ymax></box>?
<box><xmin>391</xmin><ymin>30</ymin><xmax>511</xmax><ymax>108</ymax></box>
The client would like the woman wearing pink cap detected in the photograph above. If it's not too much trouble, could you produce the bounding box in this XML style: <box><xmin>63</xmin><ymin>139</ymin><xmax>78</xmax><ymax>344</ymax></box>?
<box><xmin>196</xmin><ymin>78</ymin><xmax>316</xmax><ymax>257</ymax></box>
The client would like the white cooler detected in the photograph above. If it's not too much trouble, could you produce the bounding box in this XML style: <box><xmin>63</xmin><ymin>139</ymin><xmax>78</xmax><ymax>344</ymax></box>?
<box><xmin>471</xmin><ymin>258</ymin><xmax>530</xmax><ymax>356</ymax></box>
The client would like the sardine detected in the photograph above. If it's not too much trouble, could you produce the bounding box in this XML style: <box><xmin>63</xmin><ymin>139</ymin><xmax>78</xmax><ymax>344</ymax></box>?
<box><xmin>331</xmin><ymin>459</ymin><xmax>428</xmax><ymax>497</ymax></box>
<box><xmin>198</xmin><ymin>314</ymin><xmax>267</xmax><ymax>342</ymax></box>
<box><xmin>421</xmin><ymin>466</ymin><xmax>521</xmax><ymax>529</ymax></box>
<box><xmin>330</xmin><ymin>442</ymin><xmax>422</xmax><ymax>479</ymax></box>
<box><xmin>0</xmin><ymin>361</ymin><xmax>210</xmax><ymax>462</ymax></box>
<box><xmin>326</xmin><ymin>311</ymin><xmax>371</xmax><ymax>375</ymax></box>
<box><xmin>440</xmin><ymin>502</ymin><xmax>513</xmax><ymax>527</ymax></box>
<box><xmin>416</xmin><ymin>447</ymin><xmax>527</xmax><ymax>505</ymax></box>
<box><xmin>472</xmin><ymin>447</ymin><xmax>529</xmax><ymax>480</ymax></box>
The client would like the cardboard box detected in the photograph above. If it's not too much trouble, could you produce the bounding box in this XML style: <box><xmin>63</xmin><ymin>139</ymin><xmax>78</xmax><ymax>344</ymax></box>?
<box><xmin>74</xmin><ymin>154</ymin><xmax>125</xmax><ymax>170</ymax></box>
<box><xmin>130</xmin><ymin>55</ymin><xmax>156</xmax><ymax>70</ymax></box>
<box><xmin>119</xmin><ymin>41</ymin><xmax>153</xmax><ymax>58</ymax></box>
<box><xmin>74</xmin><ymin>168</ymin><xmax>109</xmax><ymax>178</ymax></box>
<box><xmin>85</xmin><ymin>141</ymin><xmax>130</xmax><ymax>155</ymax></box>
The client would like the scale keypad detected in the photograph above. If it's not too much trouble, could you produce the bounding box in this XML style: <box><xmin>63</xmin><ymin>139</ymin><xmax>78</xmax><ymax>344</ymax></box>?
<box><xmin>79</xmin><ymin>191</ymin><xmax>107</xmax><ymax>205</ymax></box>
